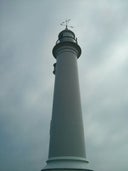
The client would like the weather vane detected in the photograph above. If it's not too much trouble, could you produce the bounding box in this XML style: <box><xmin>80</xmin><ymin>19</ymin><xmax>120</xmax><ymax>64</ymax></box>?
<box><xmin>60</xmin><ymin>19</ymin><xmax>74</xmax><ymax>29</ymax></box>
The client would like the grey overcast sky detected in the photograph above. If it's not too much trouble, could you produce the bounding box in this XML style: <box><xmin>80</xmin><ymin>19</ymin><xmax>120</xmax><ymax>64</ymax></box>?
<box><xmin>0</xmin><ymin>0</ymin><xmax>128</xmax><ymax>171</ymax></box>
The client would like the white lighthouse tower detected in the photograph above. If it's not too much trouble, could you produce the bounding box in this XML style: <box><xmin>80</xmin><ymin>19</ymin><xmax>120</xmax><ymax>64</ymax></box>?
<box><xmin>42</xmin><ymin>22</ymin><xmax>93</xmax><ymax>171</ymax></box>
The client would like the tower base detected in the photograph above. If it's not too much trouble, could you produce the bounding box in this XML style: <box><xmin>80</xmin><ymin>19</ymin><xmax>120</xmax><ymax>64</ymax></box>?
<box><xmin>42</xmin><ymin>157</ymin><xmax>93</xmax><ymax>171</ymax></box>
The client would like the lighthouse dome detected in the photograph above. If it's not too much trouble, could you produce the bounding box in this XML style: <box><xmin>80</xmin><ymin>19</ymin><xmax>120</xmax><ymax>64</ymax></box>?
<box><xmin>58</xmin><ymin>28</ymin><xmax>77</xmax><ymax>43</ymax></box>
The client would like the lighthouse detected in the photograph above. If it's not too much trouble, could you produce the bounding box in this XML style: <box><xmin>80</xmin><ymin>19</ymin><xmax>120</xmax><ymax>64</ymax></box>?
<box><xmin>42</xmin><ymin>22</ymin><xmax>93</xmax><ymax>171</ymax></box>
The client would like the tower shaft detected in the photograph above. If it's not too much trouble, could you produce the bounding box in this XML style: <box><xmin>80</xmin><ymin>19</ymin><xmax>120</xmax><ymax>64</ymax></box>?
<box><xmin>50</xmin><ymin>45</ymin><xmax>85</xmax><ymax>158</ymax></box>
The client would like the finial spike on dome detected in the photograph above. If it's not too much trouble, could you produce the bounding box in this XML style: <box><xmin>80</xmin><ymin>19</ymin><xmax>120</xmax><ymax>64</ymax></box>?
<box><xmin>60</xmin><ymin>19</ymin><xmax>74</xmax><ymax>29</ymax></box>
